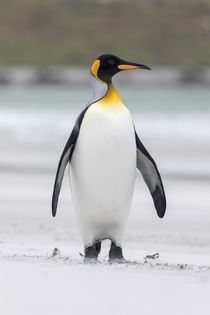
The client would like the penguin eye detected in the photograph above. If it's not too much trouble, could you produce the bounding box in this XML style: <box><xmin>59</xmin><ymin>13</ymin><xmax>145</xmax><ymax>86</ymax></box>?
<box><xmin>107</xmin><ymin>59</ymin><xmax>115</xmax><ymax>66</ymax></box>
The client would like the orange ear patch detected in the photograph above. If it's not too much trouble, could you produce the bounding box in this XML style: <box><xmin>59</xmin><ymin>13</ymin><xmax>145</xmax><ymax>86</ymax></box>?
<box><xmin>91</xmin><ymin>59</ymin><xmax>104</xmax><ymax>83</ymax></box>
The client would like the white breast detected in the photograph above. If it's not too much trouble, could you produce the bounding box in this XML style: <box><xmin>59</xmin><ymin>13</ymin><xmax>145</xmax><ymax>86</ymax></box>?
<box><xmin>70</xmin><ymin>103</ymin><xmax>136</xmax><ymax>246</ymax></box>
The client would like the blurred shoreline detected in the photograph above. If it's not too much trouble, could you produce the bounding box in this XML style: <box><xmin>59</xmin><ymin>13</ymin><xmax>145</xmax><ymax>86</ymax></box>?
<box><xmin>0</xmin><ymin>67</ymin><xmax>210</xmax><ymax>87</ymax></box>
<box><xmin>1</xmin><ymin>84</ymin><xmax>210</xmax><ymax>181</ymax></box>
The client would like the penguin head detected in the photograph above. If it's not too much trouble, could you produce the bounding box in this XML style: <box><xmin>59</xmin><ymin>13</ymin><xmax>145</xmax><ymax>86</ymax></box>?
<box><xmin>91</xmin><ymin>54</ymin><xmax>151</xmax><ymax>84</ymax></box>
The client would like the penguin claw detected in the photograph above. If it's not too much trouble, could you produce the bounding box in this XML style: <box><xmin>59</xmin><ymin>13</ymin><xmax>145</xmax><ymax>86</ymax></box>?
<box><xmin>83</xmin><ymin>257</ymin><xmax>99</xmax><ymax>264</ymax></box>
<box><xmin>108</xmin><ymin>258</ymin><xmax>127</xmax><ymax>264</ymax></box>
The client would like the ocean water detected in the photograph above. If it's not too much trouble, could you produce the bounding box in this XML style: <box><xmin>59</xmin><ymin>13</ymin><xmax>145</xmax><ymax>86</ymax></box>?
<box><xmin>0</xmin><ymin>85</ymin><xmax>209</xmax><ymax>178</ymax></box>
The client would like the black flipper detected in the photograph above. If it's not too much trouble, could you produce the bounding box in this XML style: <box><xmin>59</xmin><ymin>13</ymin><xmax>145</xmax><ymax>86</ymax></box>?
<box><xmin>52</xmin><ymin>106</ymin><xmax>90</xmax><ymax>217</ymax></box>
<box><xmin>135</xmin><ymin>130</ymin><xmax>166</xmax><ymax>218</ymax></box>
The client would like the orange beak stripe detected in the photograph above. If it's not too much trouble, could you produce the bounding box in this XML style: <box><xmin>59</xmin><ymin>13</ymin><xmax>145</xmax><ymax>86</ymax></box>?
<box><xmin>118</xmin><ymin>65</ymin><xmax>139</xmax><ymax>70</ymax></box>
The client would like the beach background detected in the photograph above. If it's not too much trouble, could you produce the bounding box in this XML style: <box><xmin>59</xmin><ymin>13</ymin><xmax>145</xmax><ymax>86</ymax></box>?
<box><xmin>0</xmin><ymin>1</ymin><xmax>210</xmax><ymax>314</ymax></box>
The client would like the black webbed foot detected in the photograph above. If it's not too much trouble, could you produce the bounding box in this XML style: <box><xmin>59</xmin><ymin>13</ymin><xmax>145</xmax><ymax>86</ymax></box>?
<box><xmin>84</xmin><ymin>241</ymin><xmax>101</xmax><ymax>263</ymax></box>
<box><xmin>109</xmin><ymin>242</ymin><xmax>126</xmax><ymax>263</ymax></box>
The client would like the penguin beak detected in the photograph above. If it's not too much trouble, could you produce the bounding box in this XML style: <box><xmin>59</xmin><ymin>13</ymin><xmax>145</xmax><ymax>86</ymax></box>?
<box><xmin>118</xmin><ymin>61</ymin><xmax>151</xmax><ymax>70</ymax></box>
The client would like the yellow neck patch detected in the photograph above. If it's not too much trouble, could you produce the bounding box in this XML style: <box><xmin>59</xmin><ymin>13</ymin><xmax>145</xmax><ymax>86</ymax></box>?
<box><xmin>96</xmin><ymin>84</ymin><xmax>125</xmax><ymax>113</ymax></box>
<box><xmin>99</xmin><ymin>84</ymin><xmax>122</xmax><ymax>104</ymax></box>
<box><xmin>91</xmin><ymin>60</ymin><xmax>104</xmax><ymax>83</ymax></box>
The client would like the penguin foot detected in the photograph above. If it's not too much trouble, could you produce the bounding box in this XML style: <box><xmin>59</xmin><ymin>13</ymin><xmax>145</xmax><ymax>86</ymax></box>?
<box><xmin>108</xmin><ymin>242</ymin><xmax>126</xmax><ymax>263</ymax></box>
<box><xmin>83</xmin><ymin>242</ymin><xmax>101</xmax><ymax>264</ymax></box>
<box><xmin>95</xmin><ymin>241</ymin><xmax>102</xmax><ymax>257</ymax></box>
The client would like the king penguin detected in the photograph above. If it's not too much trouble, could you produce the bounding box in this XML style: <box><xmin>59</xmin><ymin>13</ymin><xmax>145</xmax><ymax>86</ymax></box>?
<box><xmin>52</xmin><ymin>54</ymin><xmax>166</xmax><ymax>263</ymax></box>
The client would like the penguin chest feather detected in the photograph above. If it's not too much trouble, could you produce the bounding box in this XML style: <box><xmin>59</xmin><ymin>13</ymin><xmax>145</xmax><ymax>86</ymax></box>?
<box><xmin>70</xmin><ymin>99</ymin><xmax>136</xmax><ymax>242</ymax></box>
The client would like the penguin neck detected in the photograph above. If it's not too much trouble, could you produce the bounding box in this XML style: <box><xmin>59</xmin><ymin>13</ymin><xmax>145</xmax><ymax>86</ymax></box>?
<box><xmin>90</xmin><ymin>75</ymin><xmax>122</xmax><ymax>105</ymax></box>
<box><xmin>100</xmin><ymin>82</ymin><xmax>122</xmax><ymax>105</ymax></box>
